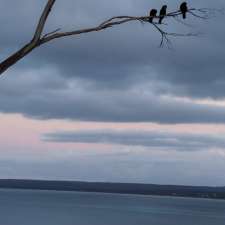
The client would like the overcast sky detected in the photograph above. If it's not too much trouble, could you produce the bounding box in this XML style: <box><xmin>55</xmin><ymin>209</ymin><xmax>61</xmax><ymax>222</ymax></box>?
<box><xmin>0</xmin><ymin>0</ymin><xmax>225</xmax><ymax>186</ymax></box>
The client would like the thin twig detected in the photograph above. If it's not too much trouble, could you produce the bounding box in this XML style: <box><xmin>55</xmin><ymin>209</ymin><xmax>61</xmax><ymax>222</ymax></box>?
<box><xmin>42</xmin><ymin>28</ymin><xmax>61</xmax><ymax>38</ymax></box>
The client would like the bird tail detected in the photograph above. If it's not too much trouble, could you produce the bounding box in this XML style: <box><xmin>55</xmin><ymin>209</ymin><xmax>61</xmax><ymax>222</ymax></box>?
<box><xmin>183</xmin><ymin>13</ymin><xmax>186</xmax><ymax>19</ymax></box>
<box><xmin>159</xmin><ymin>17</ymin><xmax>162</xmax><ymax>24</ymax></box>
<box><xmin>149</xmin><ymin>17</ymin><xmax>153</xmax><ymax>23</ymax></box>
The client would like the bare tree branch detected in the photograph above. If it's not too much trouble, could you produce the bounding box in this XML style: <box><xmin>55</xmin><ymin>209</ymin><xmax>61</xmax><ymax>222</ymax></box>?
<box><xmin>33</xmin><ymin>0</ymin><xmax>56</xmax><ymax>42</ymax></box>
<box><xmin>0</xmin><ymin>0</ymin><xmax>219</xmax><ymax>76</ymax></box>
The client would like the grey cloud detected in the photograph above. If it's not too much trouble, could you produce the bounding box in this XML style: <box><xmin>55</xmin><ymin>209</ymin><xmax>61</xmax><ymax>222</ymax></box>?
<box><xmin>2</xmin><ymin>69</ymin><xmax>225</xmax><ymax>123</ymax></box>
<box><xmin>43</xmin><ymin>129</ymin><xmax>225</xmax><ymax>151</ymax></box>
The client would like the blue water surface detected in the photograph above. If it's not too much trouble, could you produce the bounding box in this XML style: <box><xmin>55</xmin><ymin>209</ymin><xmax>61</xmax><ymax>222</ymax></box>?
<box><xmin>0</xmin><ymin>189</ymin><xmax>225</xmax><ymax>225</ymax></box>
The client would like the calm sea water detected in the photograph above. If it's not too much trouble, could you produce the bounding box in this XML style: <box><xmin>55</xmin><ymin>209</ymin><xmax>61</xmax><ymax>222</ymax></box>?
<box><xmin>0</xmin><ymin>189</ymin><xmax>225</xmax><ymax>225</ymax></box>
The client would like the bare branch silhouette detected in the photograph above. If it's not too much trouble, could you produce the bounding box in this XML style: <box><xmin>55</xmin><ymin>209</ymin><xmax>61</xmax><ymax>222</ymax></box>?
<box><xmin>0</xmin><ymin>0</ymin><xmax>219</xmax><ymax>76</ymax></box>
<box><xmin>33</xmin><ymin>0</ymin><xmax>56</xmax><ymax>42</ymax></box>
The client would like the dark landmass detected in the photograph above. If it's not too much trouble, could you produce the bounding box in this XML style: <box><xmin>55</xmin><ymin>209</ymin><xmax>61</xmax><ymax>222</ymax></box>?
<box><xmin>0</xmin><ymin>179</ymin><xmax>225</xmax><ymax>200</ymax></box>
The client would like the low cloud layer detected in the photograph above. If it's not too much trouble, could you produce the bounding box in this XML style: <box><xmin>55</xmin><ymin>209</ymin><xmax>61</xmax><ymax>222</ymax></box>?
<box><xmin>43</xmin><ymin>129</ymin><xmax>225</xmax><ymax>151</ymax></box>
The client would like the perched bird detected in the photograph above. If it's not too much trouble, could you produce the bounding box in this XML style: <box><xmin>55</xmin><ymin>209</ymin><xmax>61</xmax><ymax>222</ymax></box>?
<box><xmin>149</xmin><ymin>9</ymin><xmax>157</xmax><ymax>23</ymax></box>
<box><xmin>180</xmin><ymin>2</ymin><xmax>188</xmax><ymax>19</ymax></box>
<box><xmin>159</xmin><ymin>5</ymin><xmax>167</xmax><ymax>24</ymax></box>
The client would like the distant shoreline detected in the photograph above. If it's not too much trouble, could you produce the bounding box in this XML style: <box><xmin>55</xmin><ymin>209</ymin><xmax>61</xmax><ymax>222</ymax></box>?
<box><xmin>0</xmin><ymin>179</ymin><xmax>224</xmax><ymax>200</ymax></box>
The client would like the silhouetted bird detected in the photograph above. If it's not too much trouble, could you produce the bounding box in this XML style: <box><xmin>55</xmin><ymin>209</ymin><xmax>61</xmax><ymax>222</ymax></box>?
<box><xmin>159</xmin><ymin>5</ymin><xmax>167</xmax><ymax>24</ymax></box>
<box><xmin>180</xmin><ymin>2</ymin><xmax>188</xmax><ymax>19</ymax></box>
<box><xmin>149</xmin><ymin>9</ymin><xmax>157</xmax><ymax>23</ymax></box>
